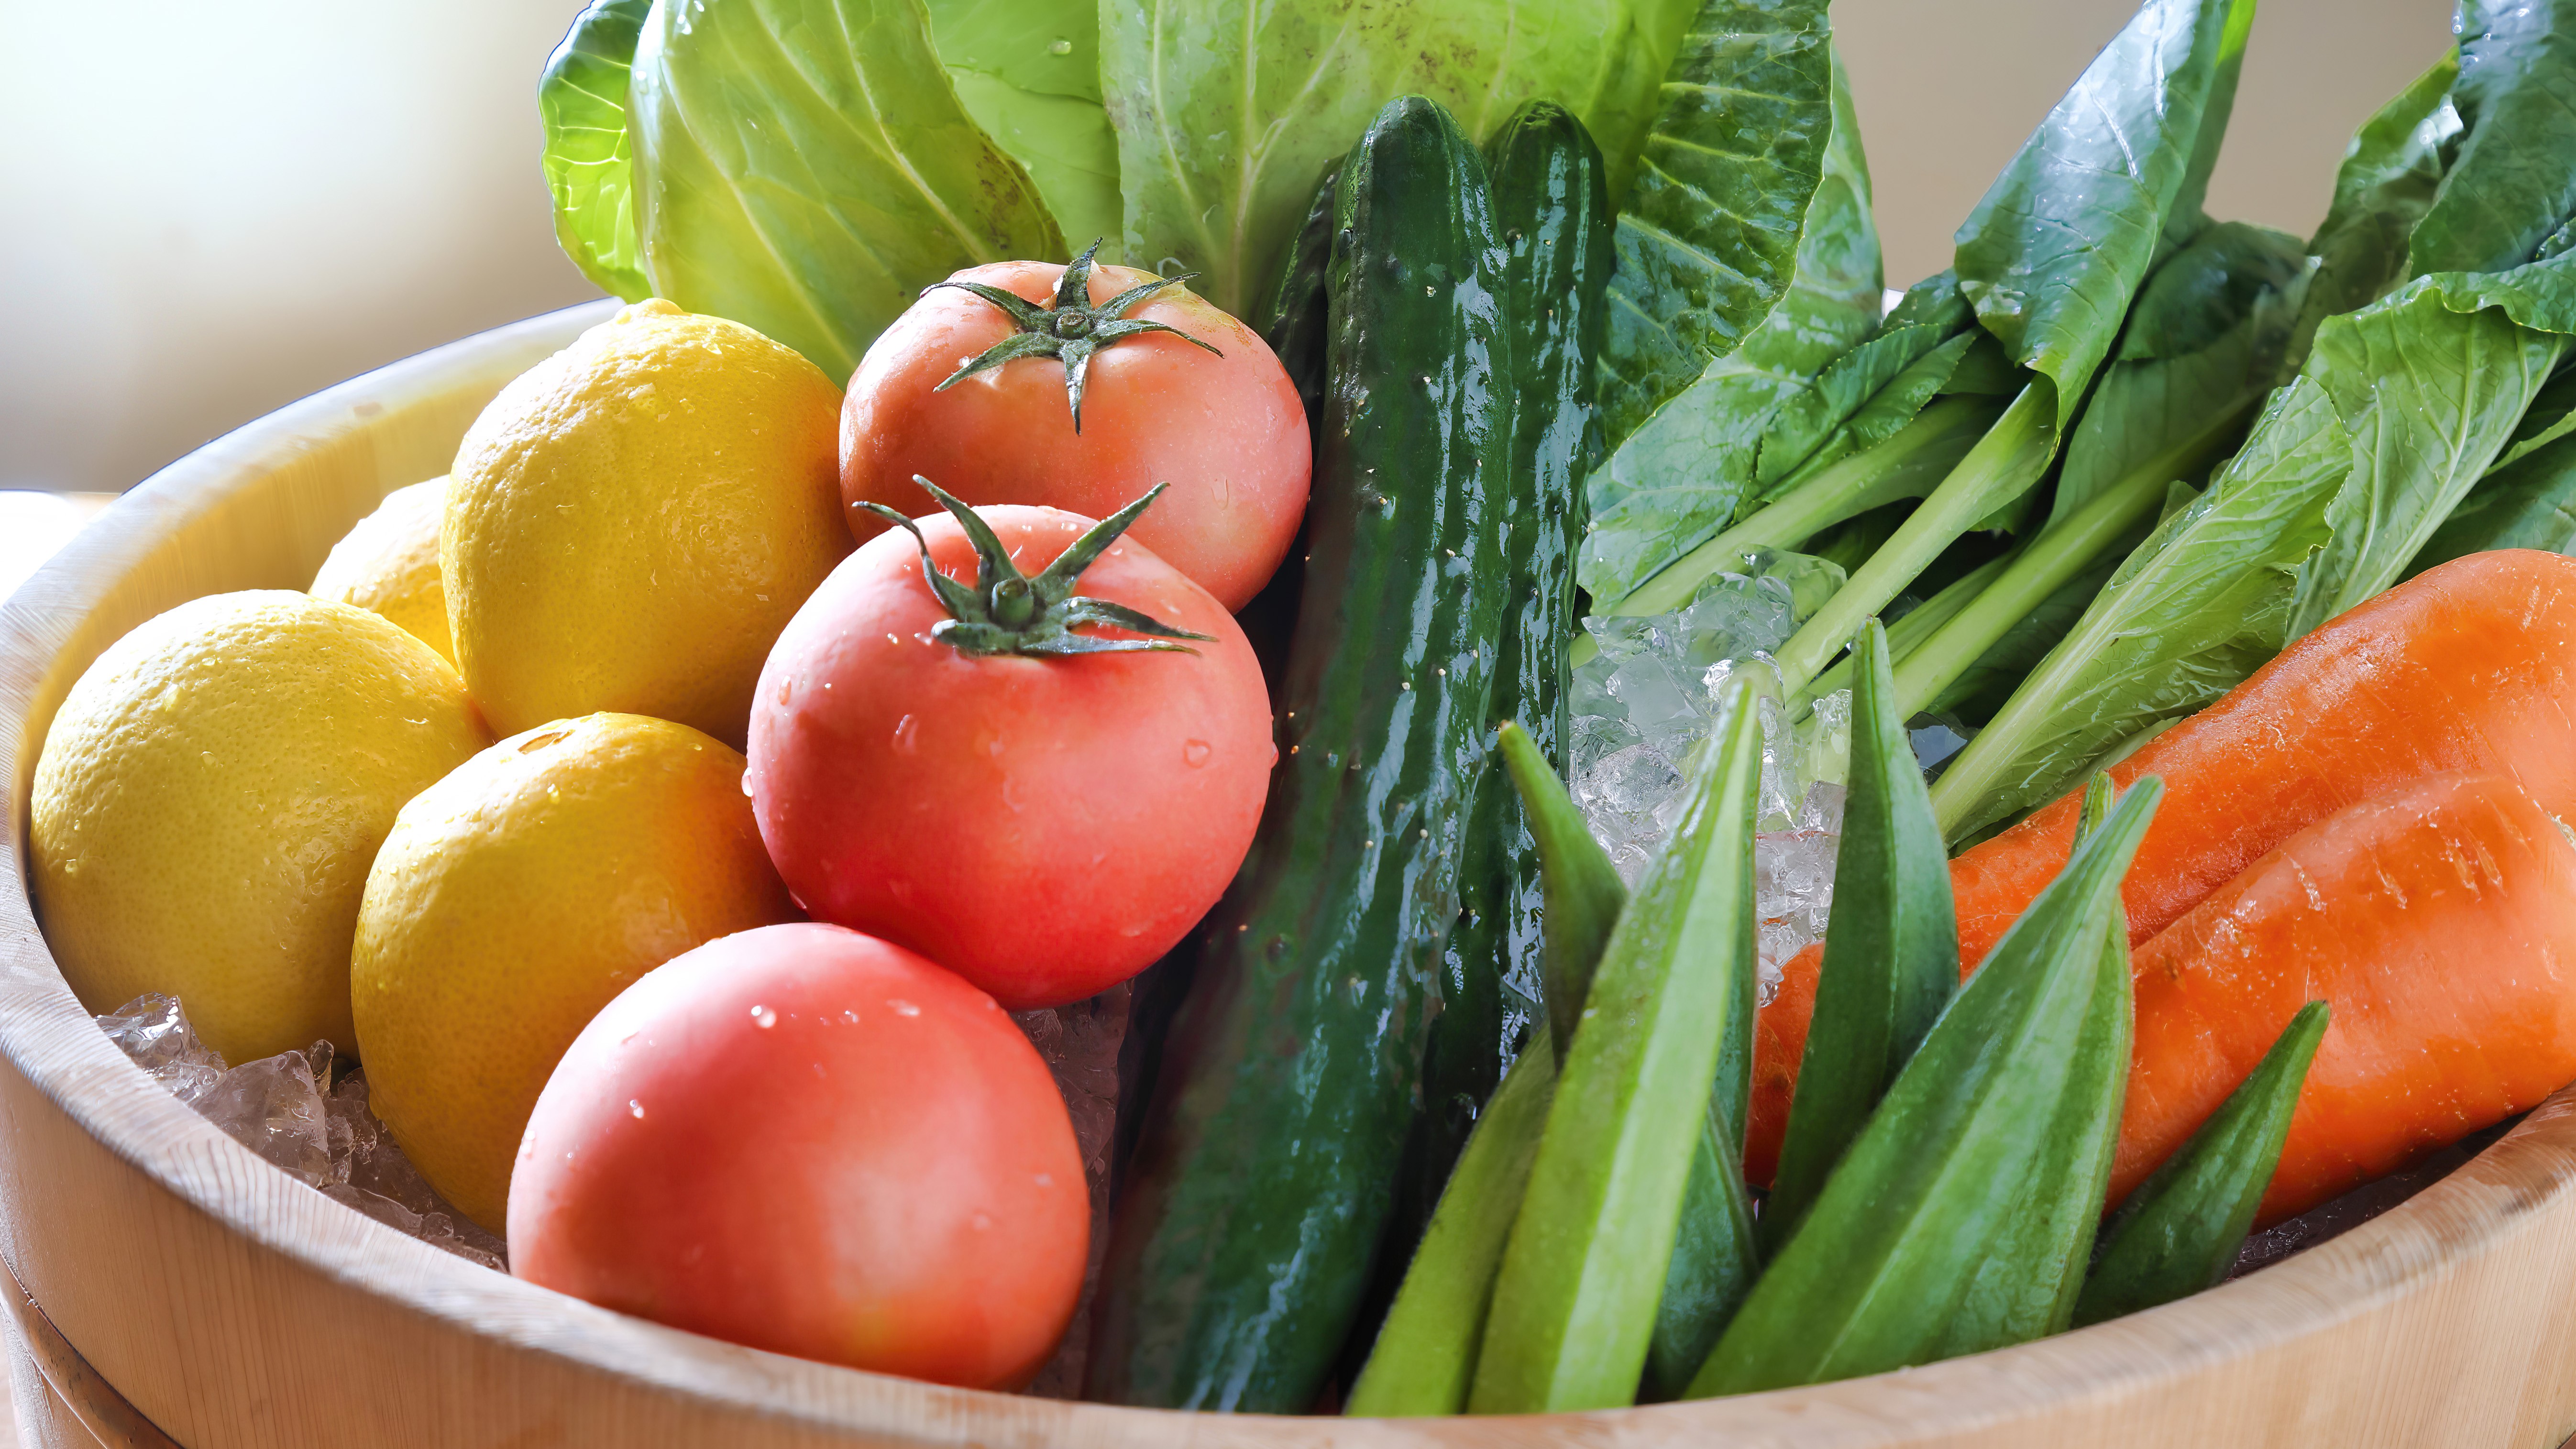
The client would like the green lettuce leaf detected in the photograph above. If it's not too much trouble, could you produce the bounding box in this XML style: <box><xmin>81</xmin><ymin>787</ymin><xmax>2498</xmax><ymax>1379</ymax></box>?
<box><xmin>927</xmin><ymin>0</ymin><xmax>1123</xmax><ymax>258</ymax></box>
<box><xmin>628</xmin><ymin>0</ymin><xmax>1065</xmax><ymax>380</ymax></box>
<box><xmin>1579</xmin><ymin>42</ymin><xmax>1879</xmax><ymax>608</ymax></box>
<box><xmin>2047</xmin><ymin>222</ymin><xmax>2310</xmax><ymax>530</ymax></box>
<box><xmin>1097</xmin><ymin>0</ymin><xmax>1697</xmax><ymax>318</ymax></box>
<box><xmin>1926</xmin><ymin>379</ymin><xmax>2350</xmax><ymax>840</ymax></box>
<box><xmin>2408</xmin><ymin>426</ymin><xmax>2576</xmax><ymax>574</ymax></box>
<box><xmin>1596</xmin><ymin>0</ymin><xmax>1839</xmax><ymax>441</ymax></box>
<box><xmin>539</xmin><ymin>0</ymin><xmax>656</xmax><ymax>301</ymax></box>
<box><xmin>2280</xmin><ymin>265</ymin><xmax>2575</xmax><ymax>635</ymax></box>
<box><xmin>2407</xmin><ymin>0</ymin><xmax>2576</xmax><ymax>277</ymax></box>
<box><xmin>1952</xmin><ymin>0</ymin><xmax>2252</xmax><ymax>434</ymax></box>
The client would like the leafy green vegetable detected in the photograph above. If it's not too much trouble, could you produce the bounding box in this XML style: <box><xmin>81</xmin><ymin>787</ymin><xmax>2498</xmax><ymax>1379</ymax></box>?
<box><xmin>1800</xmin><ymin>549</ymin><xmax>2015</xmax><ymax>705</ymax></box>
<box><xmin>2407</xmin><ymin>0</ymin><xmax>2576</xmax><ymax>277</ymax></box>
<box><xmin>1596</xmin><ymin>0</ymin><xmax>1841</xmax><ymax>442</ymax></box>
<box><xmin>1473</xmin><ymin>677</ymin><xmax>1761</xmax><ymax>1414</ymax></box>
<box><xmin>2488</xmin><ymin>369</ymin><xmax>2576</xmax><ymax>473</ymax></box>
<box><xmin>628</xmin><ymin>0</ymin><xmax>1065</xmax><ymax>380</ymax></box>
<box><xmin>539</xmin><ymin>0</ymin><xmax>655</xmax><ymax>301</ymax></box>
<box><xmin>926</xmin><ymin>0</ymin><xmax>1123</xmax><ymax>257</ymax></box>
<box><xmin>2409</xmin><ymin>423</ymin><xmax>2576</xmax><ymax>574</ymax></box>
<box><xmin>2074</xmin><ymin>1001</ymin><xmax>2328</xmax><ymax>1328</ymax></box>
<box><xmin>1580</xmin><ymin>36</ymin><xmax>1878</xmax><ymax>606</ymax></box>
<box><xmin>1690</xmin><ymin>778</ymin><xmax>2161</xmax><ymax>1395</ymax></box>
<box><xmin>2279</xmin><ymin>271</ymin><xmax>2573</xmax><ymax>637</ymax></box>
<box><xmin>1096</xmin><ymin>0</ymin><xmax>1697</xmax><ymax>318</ymax></box>
<box><xmin>1344</xmin><ymin>1048</ymin><xmax>1558</xmax><ymax>1416</ymax></box>
<box><xmin>2287</xmin><ymin>53</ymin><xmax>2461</xmax><ymax>367</ymax></box>
<box><xmin>1927</xmin><ymin>379</ymin><xmax>2348</xmax><ymax>840</ymax></box>
<box><xmin>1763</xmin><ymin>0</ymin><xmax>2251</xmax><ymax>693</ymax></box>
<box><xmin>1952</xmin><ymin>0</ymin><xmax>2254</xmax><ymax>435</ymax></box>
<box><xmin>1762</xmin><ymin>621</ymin><xmax>1958</xmax><ymax>1257</ymax></box>
<box><xmin>2049</xmin><ymin>222</ymin><xmax>2311</xmax><ymax>530</ymax></box>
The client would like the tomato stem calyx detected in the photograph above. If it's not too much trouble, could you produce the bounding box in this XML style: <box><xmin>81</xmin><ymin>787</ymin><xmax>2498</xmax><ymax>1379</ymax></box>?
<box><xmin>926</xmin><ymin>240</ymin><xmax>1222</xmax><ymax>433</ymax></box>
<box><xmin>859</xmin><ymin>476</ymin><xmax>1213</xmax><ymax>659</ymax></box>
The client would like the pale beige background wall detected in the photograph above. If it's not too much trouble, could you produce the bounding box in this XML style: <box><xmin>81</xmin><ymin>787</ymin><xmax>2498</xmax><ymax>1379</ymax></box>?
<box><xmin>0</xmin><ymin>0</ymin><xmax>2461</xmax><ymax>497</ymax></box>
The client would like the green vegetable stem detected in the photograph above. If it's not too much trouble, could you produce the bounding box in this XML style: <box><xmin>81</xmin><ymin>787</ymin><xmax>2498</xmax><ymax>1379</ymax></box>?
<box><xmin>2075</xmin><ymin>1000</ymin><xmax>2330</xmax><ymax>1327</ymax></box>
<box><xmin>1471</xmin><ymin>675</ymin><xmax>1763</xmax><ymax>1414</ymax></box>
<box><xmin>1761</xmin><ymin>620</ymin><xmax>1958</xmax><ymax>1257</ymax></box>
<box><xmin>1691</xmin><ymin>776</ymin><xmax>2163</xmax><ymax>1396</ymax></box>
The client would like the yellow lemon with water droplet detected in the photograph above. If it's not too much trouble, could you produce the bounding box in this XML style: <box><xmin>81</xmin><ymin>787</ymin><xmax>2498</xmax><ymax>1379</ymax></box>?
<box><xmin>30</xmin><ymin>591</ymin><xmax>490</xmax><ymax>1063</ymax></box>
<box><xmin>351</xmin><ymin>712</ymin><xmax>799</xmax><ymax>1230</ymax></box>
<box><xmin>444</xmin><ymin>300</ymin><xmax>850</xmax><ymax>746</ymax></box>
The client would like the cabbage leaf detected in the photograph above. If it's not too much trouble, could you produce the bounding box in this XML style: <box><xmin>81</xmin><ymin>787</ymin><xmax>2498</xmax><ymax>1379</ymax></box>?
<box><xmin>1096</xmin><ymin>0</ymin><xmax>1698</xmax><ymax>317</ymax></box>
<box><xmin>539</xmin><ymin>0</ymin><xmax>657</xmax><ymax>302</ymax></box>
<box><xmin>927</xmin><ymin>0</ymin><xmax>1123</xmax><ymax>259</ymax></box>
<box><xmin>629</xmin><ymin>0</ymin><xmax>1065</xmax><ymax>380</ymax></box>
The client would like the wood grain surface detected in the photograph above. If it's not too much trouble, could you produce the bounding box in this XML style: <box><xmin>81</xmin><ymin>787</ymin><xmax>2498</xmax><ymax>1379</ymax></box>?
<box><xmin>0</xmin><ymin>299</ymin><xmax>2571</xmax><ymax>1447</ymax></box>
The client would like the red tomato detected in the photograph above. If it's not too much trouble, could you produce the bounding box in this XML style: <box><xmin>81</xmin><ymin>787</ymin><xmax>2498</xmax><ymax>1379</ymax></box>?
<box><xmin>748</xmin><ymin>503</ymin><xmax>1273</xmax><ymax>1010</ymax></box>
<box><xmin>840</xmin><ymin>255</ymin><xmax>1310</xmax><ymax>612</ymax></box>
<box><xmin>508</xmin><ymin>922</ymin><xmax>1085</xmax><ymax>1390</ymax></box>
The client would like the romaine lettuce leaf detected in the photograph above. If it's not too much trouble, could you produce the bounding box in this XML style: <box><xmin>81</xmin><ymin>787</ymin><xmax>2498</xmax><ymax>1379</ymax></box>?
<box><xmin>1098</xmin><ymin>0</ymin><xmax>1697</xmax><ymax>318</ymax></box>
<box><xmin>1596</xmin><ymin>0</ymin><xmax>1838</xmax><ymax>440</ymax></box>
<box><xmin>539</xmin><ymin>0</ymin><xmax>657</xmax><ymax>302</ymax></box>
<box><xmin>2287</xmin><ymin>52</ymin><xmax>2460</xmax><ymax>367</ymax></box>
<box><xmin>629</xmin><ymin>0</ymin><xmax>1065</xmax><ymax>380</ymax></box>
<box><xmin>2409</xmin><ymin>425</ymin><xmax>2576</xmax><ymax>574</ymax></box>
<box><xmin>1579</xmin><ymin>40</ymin><xmax>1878</xmax><ymax>608</ymax></box>
<box><xmin>927</xmin><ymin>0</ymin><xmax>1123</xmax><ymax>259</ymax></box>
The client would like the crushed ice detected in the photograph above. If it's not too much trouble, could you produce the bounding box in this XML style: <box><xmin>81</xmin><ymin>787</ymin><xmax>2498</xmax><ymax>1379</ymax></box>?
<box><xmin>1572</xmin><ymin>550</ymin><xmax>1855</xmax><ymax>1002</ymax></box>
<box><xmin>95</xmin><ymin>995</ymin><xmax>506</xmax><ymax>1270</ymax></box>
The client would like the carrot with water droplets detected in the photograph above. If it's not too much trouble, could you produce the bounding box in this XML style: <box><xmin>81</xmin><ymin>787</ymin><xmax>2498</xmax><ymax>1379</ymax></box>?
<box><xmin>2117</xmin><ymin>772</ymin><xmax>2576</xmax><ymax>1224</ymax></box>
<box><xmin>1750</xmin><ymin>549</ymin><xmax>2576</xmax><ymax>1181</ymax></box>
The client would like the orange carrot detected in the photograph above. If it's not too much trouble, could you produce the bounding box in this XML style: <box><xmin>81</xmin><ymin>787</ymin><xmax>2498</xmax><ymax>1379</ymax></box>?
<box><xmin>1750</xmin><ymin>550</ymin><xmax>2576</xmax><ymax>1180</ymax></box>
<box><xmin>2120</xmin><ymin>772</ymin><xmax>2576</xmax><ymax>1224</ymax></box>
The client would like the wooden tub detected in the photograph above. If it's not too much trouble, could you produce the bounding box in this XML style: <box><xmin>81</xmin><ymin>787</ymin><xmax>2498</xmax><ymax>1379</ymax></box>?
<box><xmin>1</xmin><ymin>301</ymin><xmax>2573</xmax><ymax>1449</ymax></box>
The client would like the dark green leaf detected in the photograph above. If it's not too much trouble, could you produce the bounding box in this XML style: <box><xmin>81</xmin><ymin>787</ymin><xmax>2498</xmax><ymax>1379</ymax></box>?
<box><xmin>539</xmin><ymin>0</ymin><xmax>656</xmax><ymax>301</ymax></box>
<box><xmin>2408</xmin><ymin>424</ymin><xmax>2576</xmax><ymax>574</ymax></box>
<box><xmin>1952</xmin><ymin>0</ymin><xmax>2251</xmax><ymax>433</ymax></box>
<box><xmin>1762</xmin><ymin>620</ymin><xmax>1959</xmax><ymax>1256</ymax></box>
<box><xmin>1690</xmin><ymin>778</ymin><xmax>2163</xmax><ymax>1395</ymax></box>
<box><xmin>2408</xmin><ymin>1</ymin><xmax>2576</xmax><ymax>277</ymax></box>
<box><xmin>2075</xmin><ymin>1001</ymin><xmax>2328</xmax><ymax>1327</ymax></box>
<box><xmin>2287</xmin><ymin>52</ymin><xmax>2462</xmax><ymax>368</ymax></box>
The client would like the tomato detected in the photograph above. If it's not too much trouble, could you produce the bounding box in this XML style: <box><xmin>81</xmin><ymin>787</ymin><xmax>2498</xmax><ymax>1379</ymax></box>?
<box><xmin>748</xmin><ymin>497</ymin><xmax>1273</xmax><ymax>1010</ymax></box>
<box><xmin>508</xmin><ymin>922</ymin><xmax>1086</xmax><ymax>1390</ymax></box>
<box><xmin>839</xmin><ymin>249</ymin><xmax>1310</xmax><ymax>612</ymax></box>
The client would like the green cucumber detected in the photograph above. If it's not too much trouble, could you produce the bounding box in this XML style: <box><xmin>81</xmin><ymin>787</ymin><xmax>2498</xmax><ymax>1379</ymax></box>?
<box><xmin>2074</xmin><ymin>1000</ymin><xmax>2328</xmax><ymax>1327</ymax></box>
<box><xmin>1410</xmin><ymin>99</ymin><xmax>1614</xmax><ymax>1237</ymax></box>
<box><xmin>1472</xmin><ymin>676</ymin><xmax>1764</xmax><ymax>1414</ymax></box>
<box><xmin>1084</xmin><ymin>94</ymin><xmax>1514</xmax><ymax>1413</ymax></box>
<box><xmin>1762</xmin><ymin>619</ymin><xmax>1960</xmax><ymax>1256</ymax></box>
<box><xmin>1258</xmin><ymin>158</ymin><xmax>1343</xmax><ymax>427</ymax></box>
<box><xmin>1691</xmin><ymin>775</ymin><xmax>2164</xmax><ymax>1396</ymax></box>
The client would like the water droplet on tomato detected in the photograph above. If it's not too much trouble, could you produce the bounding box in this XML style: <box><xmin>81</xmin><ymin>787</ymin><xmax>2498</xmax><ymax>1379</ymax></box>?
<box><xmin>893</xmin><ymin>714</ymin><xmax>919</xmax><ymax>753</ymax></box>
<box><xmin>750</xmin><ymin>1005</ymin><xmax>778</xmax><ymax>1029</ymax></box>
<box><xmin>627</xmin><ymin>1099</ymin><xmax>646</xmax><ymax>1120</ymax></box>
<box><xmin>1184</xmin><ymin>739</ymin><xmax>1212</xmax><ymax>767</ymax></box>
<box><xmin>890</xmin><ymin>999</ymin><xmax>921</xmax><ymax>1017</ymax></box>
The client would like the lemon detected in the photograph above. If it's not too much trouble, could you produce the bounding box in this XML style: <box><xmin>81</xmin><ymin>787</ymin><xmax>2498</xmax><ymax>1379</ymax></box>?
<box><xmin>310</xmin><ymin>477</ymin><xmax>454</xmax><ymax>665</ymax></box>
<box><xmin>351</xmin><ymin>712</ymin><xmax>799</xmax><ymax>1230</ymax></box>
<box><xmin>30</xmin><ymin>592</ymin><xmax>490</xmax><ymax>1064</ymax></box>
<box><xmin>444</xmin><ymin>300</ymin><xmax>850</xmax><ymax>746</ymax></box>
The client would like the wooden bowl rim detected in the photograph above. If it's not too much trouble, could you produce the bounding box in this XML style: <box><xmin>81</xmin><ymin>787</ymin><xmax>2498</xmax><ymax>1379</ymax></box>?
<box><xmin>0</xmin><ymin>298</ymin><xmax>2571</xmax><ymax>1447</ymax></box>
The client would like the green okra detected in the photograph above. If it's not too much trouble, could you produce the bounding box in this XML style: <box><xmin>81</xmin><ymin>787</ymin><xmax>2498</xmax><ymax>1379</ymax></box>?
<box><xmin>2074</xmin><ymin>1000</ymin><xmax>2329</xmax><ymax>1327</ymax></box>
<box><xmin>1472</xmin><ymin>676</ymin><xmax>1765</xmax><ymax>1413</ymax></box>
<box><xmin>1691</xmin><ymin>775</ymin><xmax>2166</xmax><ymax>1396</ymax></box>
<box><xmin>1498</xmin><ymin>721</ymin><xmax>1628</xmax><ymax>1068</ymax></box>
<box><xmin>1762</xmin><ymin>620</ymin><xmax>1960</xmax><ymax>1257</ymax></box>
